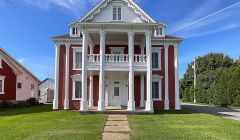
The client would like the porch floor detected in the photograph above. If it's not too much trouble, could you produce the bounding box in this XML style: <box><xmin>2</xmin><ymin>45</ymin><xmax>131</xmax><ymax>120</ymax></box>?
<box><xmin>80</xmin><ymin>106</ymin><xmax>154</xmax><ymax>115</ymax></box>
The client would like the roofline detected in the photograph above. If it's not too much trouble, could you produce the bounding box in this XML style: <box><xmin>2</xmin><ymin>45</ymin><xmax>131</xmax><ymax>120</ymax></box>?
<box><xmin>0</xmin><ymin>48</ymin><xmax>40</xmax><ymax>82</ymax></box>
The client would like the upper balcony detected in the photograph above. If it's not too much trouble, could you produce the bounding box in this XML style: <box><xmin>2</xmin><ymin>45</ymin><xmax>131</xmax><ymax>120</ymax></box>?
<box><xmin>87</xmin><ymin>54</ymin><xmax>147</xmax><ymax>71</ymax></box>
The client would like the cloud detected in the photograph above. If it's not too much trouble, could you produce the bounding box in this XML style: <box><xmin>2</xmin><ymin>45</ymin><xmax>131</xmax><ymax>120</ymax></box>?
<box><xmin>23</xmin><ymin>0</ymin><xmax>101</xmax><ymax>17</ymax></box>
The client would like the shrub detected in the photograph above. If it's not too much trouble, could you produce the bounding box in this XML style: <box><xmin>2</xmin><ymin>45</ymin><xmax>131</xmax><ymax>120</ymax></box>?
<box><xmin>1</xmin><ymin>101</ymin><xmax>14</xmax><ymax>108</ymax></box>
<box><xmin>26</xmin><ymin>98</ymin><xmax>39</xmax><ymax>106</ymax></box>
<box><xmin>233</xmin><ymin>95</ymin><xmax>240</xmax><ymax>107</ymax></box>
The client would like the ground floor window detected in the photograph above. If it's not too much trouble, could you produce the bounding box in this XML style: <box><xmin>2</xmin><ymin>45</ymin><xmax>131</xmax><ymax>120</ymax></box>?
<box><xmin>73</xmin><ymin>80</ymin><xmax>82</xmax><ymax>99</ymax></box>
<box><xmin>0</xmin><ymin>76</ymin><xmax>5</xmax><ymax>94</ymax></box>
<box><xmin>152</xmin><ymin>81</ymin><xmax>161</xmax><ymax>100</ymax></box>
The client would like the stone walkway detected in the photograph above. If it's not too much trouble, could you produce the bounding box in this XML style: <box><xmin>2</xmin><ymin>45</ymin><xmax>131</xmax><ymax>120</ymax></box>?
<box><xmin>102</xmin><ymin>115</ymin><xmax>131</xmax><ymax>140</ymax></box>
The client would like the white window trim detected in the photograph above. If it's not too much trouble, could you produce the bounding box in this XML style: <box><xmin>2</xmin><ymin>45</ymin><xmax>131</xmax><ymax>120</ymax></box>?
<box><xmin>0</xmin><ymin>76</ymin><xmax>5</xmax><ymax>94</ymax></box>
<box><xmin>73</xmin><ymin>47</ymin><xmax>82</xmax><ymax>70</ymax></box>
<box><xmin>0</xmin><ymin>58</ymin><xmax>2</xmax><ymax>69</ymax></box>
<box><xmin>152</xmin><ymin>47</ymin><xmax>162</xmax><ymax>70</ymax></box>
<box><xmin>154</xmin><ymin>28</ymin><xmax>165</xmax><ymax>37</ymax></box>
<box><xmin>152</xmin><ymin>74</ymin><xmax>163</xmax><ymax>101</ymax></box>
<box><xmin>112</xmin><ymin>6</ymin><xmax>123</xmax><ymax>21</ymax></box>
<box><xmin>70</xmin><ymin>27</ymin><xmax>80</xmax><ymax>37</ymax></box>
<box><xmin>17</xmin><ymin>81</ymin><xmax>22</xmax><ymax>89</ymax></box>
<box><xmin>110</xmin><ymin>47</ymin><xmax>125</xmax><ymax>54</ymax></box>
<box><xmin>71</xmin><ymin>74</ymin><xmax>82</xmax><ymax>100</ymax></box>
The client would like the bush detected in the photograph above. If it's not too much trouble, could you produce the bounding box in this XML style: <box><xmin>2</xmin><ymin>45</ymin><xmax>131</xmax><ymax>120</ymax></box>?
<box><xmin>26</xmin><ymin>98</ymin><xmax>39</xmax><ymax>106</ymax></box>
<box><xmin>233</xmin><ymin>95</ymin><xmax>240</xmax><ymax>107</ymax></box>
<box><xmin>1</xmin><ymin>101</ymin><xmax>14</xmax><ymax>108</ymax></box>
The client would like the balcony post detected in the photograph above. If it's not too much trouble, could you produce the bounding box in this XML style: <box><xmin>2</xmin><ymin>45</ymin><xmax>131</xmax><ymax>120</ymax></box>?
<box><xmin>145</xmin><ymin>31</ymin><xmax>153</xmax><ymax>111</ymax></box>
<box><xmin>98</xmin><ymin>30</ymin><xmax>106</xmax><ymax>111</ymax></box>
<box><xmin>80</xmin><ymin>30</ymin><xmax>89</xmax><ymax>111</ymax></box>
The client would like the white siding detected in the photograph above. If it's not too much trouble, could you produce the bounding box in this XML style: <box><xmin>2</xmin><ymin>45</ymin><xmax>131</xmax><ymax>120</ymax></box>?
<box><xmin>90</xmin><ymin>1</ymin><xmax>145</xmax><ymax>23</ymax></box>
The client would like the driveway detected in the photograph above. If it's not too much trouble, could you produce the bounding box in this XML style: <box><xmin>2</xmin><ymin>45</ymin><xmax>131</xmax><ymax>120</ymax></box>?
<box><xmin>182</xmin><ymin>103</ymin><xmax>240</xmax><ymax>121</ymax></box>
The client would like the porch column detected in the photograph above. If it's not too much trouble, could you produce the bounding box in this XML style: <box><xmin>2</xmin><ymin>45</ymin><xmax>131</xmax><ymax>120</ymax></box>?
<box><xmin>98</xmin><ymin>30</ymin><xmax>106</xmax><ymax>111</ymax></box>
<box><xmin>164</xmin><ymin>44</ymin><xmax>169</xmax><ymax>110</ymax></box>
<box><xmin>140</xmin><ymin>44</ymin><xmax>145</xmax><ymax>108</ymax></box>
<box><xmin>64</xmin><ymin>44</ymin><xmax>70</xmax><ymax>110</ymax></box>
<box><xmin>145</xmin><ymin>31</ymin><xmax>153</xmax><ymax>111</ymax></box>
<box><xmin>80</xmin><ymin>31</ymin><xmax>89</xmax><ymax>111</ymax></box>
<box><xmin>174</xmin><ymin>44</ymin><xmax>181</xmax><ymax>110</ymax></box>
<box><xmin>89</xmin><ymin>46</ymin><xmax>94</xmax><ymax>107</ymax></box>
<box><xmin>127</xmin><ymin>31</ymin><xmax>135</xmax><ymax>111</ymax></box>
<box><xmin>53</xmin><ymin>44</ymin><xmax>60</xmax><ymax>110</ymax></box>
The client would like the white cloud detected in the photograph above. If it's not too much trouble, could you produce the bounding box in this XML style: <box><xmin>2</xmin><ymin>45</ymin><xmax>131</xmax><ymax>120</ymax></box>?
<box><xmin>23</xmin><ymin>0</ymin><xmax>100</xmax><ymax>17</ymax></box>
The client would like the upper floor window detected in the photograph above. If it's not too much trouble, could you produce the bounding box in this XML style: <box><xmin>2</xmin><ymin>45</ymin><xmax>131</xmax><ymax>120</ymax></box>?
<box><xmin>0</xmin><ymin>76</ymin><xmax>5</xmax><ymax>94</ymax></box>
<box><xmin>155</xmin><ymin>28</ymin><xmax>164</xmax><ymax>37</ymax></box>
<box><xmin>73</xmin><ymin>48</ymin><xmax>82</xmax><ymax>70</ymax></box>
<box><xmin>152</xmin><ymin>48</ymin><xmax>162</xmax><ymax>70</ymax></box>
<box><xmin>113</xmin><ymin>7</ymin><xmax>122</xmax><ymax>21</ymax></box>
<box><xmin>70</xmin><ymin>27</ymin><xmax>80</xmax><ymax>37</ymax></box>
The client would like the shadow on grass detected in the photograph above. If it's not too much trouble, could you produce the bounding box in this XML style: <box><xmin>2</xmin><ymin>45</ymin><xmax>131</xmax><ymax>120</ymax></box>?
<box><xmin>0</xmin><ymin>104</ymin><xmax>53</xmax><ymax>117</ymax></box>
<box><xmin>154</xmin><ymin>109</ymin><xmax>201</xmax><ymax>115</ymax></box>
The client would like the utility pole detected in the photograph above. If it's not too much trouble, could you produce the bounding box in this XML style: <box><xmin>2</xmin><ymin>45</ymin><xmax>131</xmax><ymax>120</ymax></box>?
<box><xmin>193</xmin><ymin>57</ymin><xmax>197</xmax><ymax>103</ymax></box>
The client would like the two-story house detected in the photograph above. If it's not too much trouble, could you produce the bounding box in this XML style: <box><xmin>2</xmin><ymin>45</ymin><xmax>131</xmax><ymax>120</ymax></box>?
<box><xmin>51</xmin><ymin>0</ymin><xmax>182</xmax><ymax>112</ymax></box>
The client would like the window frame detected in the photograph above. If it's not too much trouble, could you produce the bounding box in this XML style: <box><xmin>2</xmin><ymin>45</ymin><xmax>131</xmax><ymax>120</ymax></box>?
<box><xmin>71</xmin><ymin>74</ymin><xmax>82</xmax><ymax>100</ymax></box>
<box><xmin>152</xmin><ymin>47</ymin><xmax>162</xmax><ymax>70</ymax></box>
<box><xmin>73</xmin><ymin>47</ymin><xmax>82</xmax><ymax>70</ymax></box>
<box><xmin>112</xmin><ymin>6</ymin><xmax>122</xmax><ymax>21</ymax></box>
<box><xmin>0</xmin><ymin>76</ymin><xmax>5</xmax><ymax>94</ymax></box>
<box><xmin>17</xmin><ymin>82</ymin><xmax>22</xmax><ymax>89</ymax></box>
<box><xmin>154</xmin><ymin>28</ymin><xmax>165</xmax><ymax>37</ymax></box>
<box><xmin>70</xmin><ymin>27</ymin><xmax>80</xmax><ymax>37</ymax></box>
<box><xmin>152</xmin><ymin>75</ymin><xmax>163</xmax><ymax>101</ymax></box>
<box><xmin>0</xmin><ymin>58</ymin><xmax>2</xmax><ymax>69</ymax></box>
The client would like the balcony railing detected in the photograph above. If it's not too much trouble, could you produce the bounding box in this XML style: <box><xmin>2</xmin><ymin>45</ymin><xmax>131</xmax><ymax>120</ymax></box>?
<box><xmin>87</xmin><ymin>54</ymin><xmax>147</xmax><ymax>63</ymax></box>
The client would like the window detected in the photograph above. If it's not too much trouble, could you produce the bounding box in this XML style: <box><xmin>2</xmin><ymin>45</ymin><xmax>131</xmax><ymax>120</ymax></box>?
<box><xmin>73</xmin><ymin>81</ymin><xmax>82</xmax><ymax>99</ymax></box>
<box><xmin>0</xmin><ymin>58</ymin><xmax>2</xmax><ymax>68</ymax></box>
<box><xmin>31</xmin><ymin>84</ymin><xmax>34</xmax><ymax>90</ymax></box>
<box><xmin>114</xmin><ymin>87</ymin><xmax>120</xmax><ymax>96</ymax></box>
<box><xmin>152</xmin><ymin>53</ymin><xmax>159</xmax><ymax>68</ymax></box>
<box><xmin>17</xmin><ymin>82</ymin><xmax>22</xmax><ymax>89</ymax></box>
<box><xmin>0</xmin><ymin>76</ymin><xmax>5</xmax><ymax>94</ymax></box>
<box><xmin>155</xmin><ymin>28</ymin><xmax>164</xmax><ymax>37</ymax></box>
<box><xmin>152</xmin><ymin>81</ymin><xmax>162</xmax><ymax>100</ymax></box>
<box><xmin>71</xmin><ymin>27</ymin><xmax>78</xmax><ymax>36</ymax></box>
<box><xmin>73</xmin><ymin>48</ymin><xmax>82</xmax><ymax>70</ymax></box>
<box><xmin>113</xmin><ymin>7</ymin><xmax>122</xmax><ymax>21</ymax></box>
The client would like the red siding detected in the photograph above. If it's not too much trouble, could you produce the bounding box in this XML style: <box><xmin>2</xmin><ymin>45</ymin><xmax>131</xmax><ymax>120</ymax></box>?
<box><xmin>0</xmin><ymin>60</ymin><xmax>17</xmax><ymax>100</ymax></box>
<box><xmin>168</xmin><ymin>46</ymin><xmax>175</xmax><ymax>110</ymax></box>
<box><xmin>58</xmin><ymin>45</ymin><xmax>66</xmax><ymax>109</ymax></box>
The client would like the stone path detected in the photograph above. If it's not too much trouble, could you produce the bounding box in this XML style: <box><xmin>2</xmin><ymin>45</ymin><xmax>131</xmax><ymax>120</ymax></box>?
<box><xmin>102</xmin><ymin>115</ymin><xmax>131</xmax><ymax>140</ymax></box>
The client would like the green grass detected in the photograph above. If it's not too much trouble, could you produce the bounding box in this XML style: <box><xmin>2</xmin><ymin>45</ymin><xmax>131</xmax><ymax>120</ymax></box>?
<box><xmin>0</xmin><ymin>105</ymin><xmax>107</xmax><ymax>140</ymax></box>
<box><xmin>128</xmin><ymin>110</ymin><xmax>240</xmax><ymax>140</ymax></box>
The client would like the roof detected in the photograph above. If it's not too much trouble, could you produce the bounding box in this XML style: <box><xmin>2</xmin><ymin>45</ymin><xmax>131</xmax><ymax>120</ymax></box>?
<box><xmin>79</xmin><ymin>0</ymin><xmax>166</xmax><ymax>25</ymax></box>
<box><xmin>0</xmin><ymin>48</ymin><xmax>40</xmax><ymax>82</ymax></box>
<box><xmin>40</xmin><ymin>78</ymin><xmax>55</xmax><ymax>85</ymax></box>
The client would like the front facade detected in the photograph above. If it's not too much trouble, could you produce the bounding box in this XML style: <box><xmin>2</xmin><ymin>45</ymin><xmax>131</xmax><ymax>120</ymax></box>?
<box><xmin>52</xmin><ymin>0</ymin><xmax>182</xmax><ymax>112</ymax></box>
<box><xmin>0</xmin><ymin>48</ymin><xmax>40</xmax><ymax>101</ymax></box>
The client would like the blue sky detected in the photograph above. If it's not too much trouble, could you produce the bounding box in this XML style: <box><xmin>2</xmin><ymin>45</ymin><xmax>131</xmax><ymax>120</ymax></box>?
<box><xmin>0</xmin><ymin>0</ymin><xmax>240</xmax><ymax>80</ymax></box>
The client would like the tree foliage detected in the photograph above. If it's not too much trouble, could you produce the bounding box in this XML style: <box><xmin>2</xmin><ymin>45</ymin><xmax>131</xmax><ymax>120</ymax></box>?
<box><xmin>180</xmin><ymin>53</ymin><xmax>240</xmax><ymax>107</ymax></box>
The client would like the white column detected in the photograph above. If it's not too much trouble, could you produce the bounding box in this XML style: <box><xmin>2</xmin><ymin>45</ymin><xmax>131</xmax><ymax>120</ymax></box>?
<box><xmin>164</xmin><ymin>44</ymin><xmax>169</xmax><ymax>110</ymax></box>
<box><xmin>89</xmin><ymin>46</ymin><xmax>94</xmax><ymax>107</ymax></box>
<box><xmin>145</xmin><ymin>31</ymin><xmax>153</xmax><ymax>111</ymax></box>
<box><xmin>174</xmin><ymin>44</ymin><xmax>181</xmax><ymax>110</ymax></box>
<box><xmin>64</xmin><ymin>44</ymin><xmax>70</xmax><ymax>110</ymax></box>
<box><xmin>127</xmin><ymin>31</ymin><xmax>135</xmax><ymax>111</ymax></box>
<box><xmin>98</xmin><ymin>30</ymin><xmax>106</xmax><ymax>111</ymax></box>
<box><xmin>80</xmin><ymin>31</ymin><xmax>89</xmax><ymax>111</ymax></box>
<box><xmin>140</xmin><ymin>44</ymin><xmax>145</xmax><ymax>108</ymax></box>
<box><xmin>53</xmin><ymin>44</ymin><xmax>60</xmax><ymax>110</ymax></box>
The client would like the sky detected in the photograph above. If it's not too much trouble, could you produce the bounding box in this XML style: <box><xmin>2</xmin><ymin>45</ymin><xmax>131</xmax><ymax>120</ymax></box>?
<box><xmin>0</xmin><ymin>0</ymin><xmax>240</xmax><ymax>80</ymax></box>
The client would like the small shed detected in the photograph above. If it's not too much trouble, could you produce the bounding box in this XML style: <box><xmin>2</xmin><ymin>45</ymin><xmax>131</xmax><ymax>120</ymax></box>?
<box><xmin>38</xmin><ymin>78</ymin><xmax>55</xmax><ymax>103</ymax></box>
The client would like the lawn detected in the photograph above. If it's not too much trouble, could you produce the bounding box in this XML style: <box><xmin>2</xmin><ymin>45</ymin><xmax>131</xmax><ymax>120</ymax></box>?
<box><xmin>0</xmin><ymin>105</ymin><xmax>107</xmax><ymax>140</ymax></box>
<box><xmin>128</xmin><ymin>110</ymin><xmax>240</xmax><ymax>140</ymax></box>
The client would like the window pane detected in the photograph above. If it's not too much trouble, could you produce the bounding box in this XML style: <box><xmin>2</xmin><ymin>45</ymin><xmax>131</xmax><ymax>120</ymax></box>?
<box><xmin>118</xmin><ymin>8</ymin><xmax>121</xmax><ymax>20</ymax></box>
<box><xmin>152</xmin><ymin>53</ymin><xmax>159</xmax><ymax>68</ymax></box>
<box><xmin>75</xmin><ymin>52</ymin><xmax>82</xmax><ymax>69</ymax></box>
<box><xmin>152</xmin><ymin>82</ymin><xmax>159</xmax><ymax>99</ymax></box>
<box><xmin>75</xmin><ymin>81</ymin><xmax>82</xmax><ymax>98</ymax></box>
<box><xmin>113</xmin><ymin>8</ymin><xmax>117</xmax><ymax>20</ymax></box>
<box><xmin>114</xmin><ymin>87</ymin><xmax>119</xmax><ymax>96</ymax></box>
<box><xmin>0</xmin><ymin>80</ymin><xmax>2</xmax><ymax>92</ymax></box>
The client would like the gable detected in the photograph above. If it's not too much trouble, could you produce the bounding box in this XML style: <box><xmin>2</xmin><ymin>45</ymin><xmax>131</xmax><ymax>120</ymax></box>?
<box><xmin>80</xmin><ymin>0</ymin><xmax>156</xmax><ymax>23</ymax></box>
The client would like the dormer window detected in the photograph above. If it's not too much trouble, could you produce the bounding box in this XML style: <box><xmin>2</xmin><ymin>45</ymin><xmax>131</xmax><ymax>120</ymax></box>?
<box><xmin>113</xmin><ymin>7</ymin><xmax>122</xmax><ymax>21</ymax></box>
<box><xmin>70</xmin><ymin>27</ymin><xmax>80</xmax><ymax>37</ymax></box>
<box><xmin>155</xmin><ymin>28</ymin><xmax>165</xmax><ymax>37</ymax></box>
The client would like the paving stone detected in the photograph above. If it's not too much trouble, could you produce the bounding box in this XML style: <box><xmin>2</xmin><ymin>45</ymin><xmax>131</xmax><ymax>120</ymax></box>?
<box><xmin>106</xmin><ymin>121</ymin><xmax>129</xmax><ymax>126</ymax></box>
<box><xmin>104</xmin><ymin>125</ymin><xmax>131</xmax><ymax>133</ymax></box>
<box><xmin>107</xmin><ymin>115</ymin><xmax>127</xmax><ymax>121</ymax></box>
<box><xmin>102</xmin><ymin>132</ymin><xmax>129</xmax><ymax>140</ymax></box>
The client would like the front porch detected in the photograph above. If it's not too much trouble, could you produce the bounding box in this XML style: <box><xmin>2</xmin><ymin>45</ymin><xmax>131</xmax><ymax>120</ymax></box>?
<box><xmin>80</xmin><ymin>106</ymin><xmax>154</xmax><ymax>115</ymax></box>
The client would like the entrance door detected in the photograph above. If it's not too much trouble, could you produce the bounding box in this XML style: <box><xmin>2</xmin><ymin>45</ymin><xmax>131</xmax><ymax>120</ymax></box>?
<box><xmin>108</xmin><ymin>81</ymin><xmax>127</xmax><ymax>106</ymax></box>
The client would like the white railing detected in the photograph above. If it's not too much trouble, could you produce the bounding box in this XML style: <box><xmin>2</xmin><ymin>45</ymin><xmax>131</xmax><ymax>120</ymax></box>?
<box><xmin>134</xmin><ymin>55</ymin><xmax>147</xmax><ymax>63</ymax></box>
<box><xmin>105</xmin><ymin>54</ymin><xmax>129</xmax><ymax>63</ymax></box>
<box><xmin>88</xmin><ymin>54</ymin><xmax>100</xmax><ymax>63</ymax></box>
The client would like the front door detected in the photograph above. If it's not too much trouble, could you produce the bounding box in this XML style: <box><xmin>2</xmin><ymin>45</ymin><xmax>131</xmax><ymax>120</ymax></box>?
<box><xmin>108</xmin><ymin>81</ymin><xmax>127</xmax><ymax>106</ymax></box>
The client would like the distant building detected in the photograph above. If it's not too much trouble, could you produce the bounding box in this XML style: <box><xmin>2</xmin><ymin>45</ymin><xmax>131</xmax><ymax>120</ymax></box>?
<box><xmin>38</xmin><ymin>78</ymin><xmax>55</xmax><ymax>103</ymax></box>
<box><xmin>0</xmin><ymin>48</ymin><xmax>40</xmax><ymax>101</ymax></box>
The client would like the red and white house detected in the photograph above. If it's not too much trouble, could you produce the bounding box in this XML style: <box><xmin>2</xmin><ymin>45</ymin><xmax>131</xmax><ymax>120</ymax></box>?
<box><xmin>0</xmin><ymin>48</ymin><xmax>40</xmax><ymax>101</ymax></box>
<box><xmin>52</xmin><ymin>0</ymin><xmax>182</xmax><ymax>112</ymax></box>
